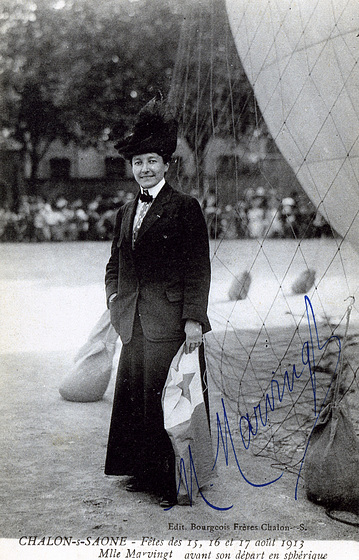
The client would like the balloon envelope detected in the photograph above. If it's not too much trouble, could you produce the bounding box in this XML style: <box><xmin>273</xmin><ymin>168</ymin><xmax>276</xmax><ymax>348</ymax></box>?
<box><xmin>226</xmin><ymin>0</ymin><xmax>359</xmax><ymax>253</ymax></box>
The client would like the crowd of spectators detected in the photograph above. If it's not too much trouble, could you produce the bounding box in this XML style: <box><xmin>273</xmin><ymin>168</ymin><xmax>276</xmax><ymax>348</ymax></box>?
<box><xmin>200</xmin><ymin>186</ymin><xmax>331</xmax><ymax>240</ymax></box>
<box><xmin>0</xmin><ymin>191</ymin><xmax>134</xmax><ymax>243</ymax></box>
<box><xmin>0</xmin><ymin>186</ymin><xmax>331</xmax><ymax>243</ymax></box>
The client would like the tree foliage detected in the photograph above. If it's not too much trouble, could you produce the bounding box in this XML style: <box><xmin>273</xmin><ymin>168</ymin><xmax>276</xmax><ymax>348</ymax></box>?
<box><xmin>0</xmin><ymin>0</ymin><xmax>182</xmax><ymax>188</ymax></box>
<box><xmin>0</xmin><ymin>0</ymin><xmax>260</xmax><ymax>193</ymax></box>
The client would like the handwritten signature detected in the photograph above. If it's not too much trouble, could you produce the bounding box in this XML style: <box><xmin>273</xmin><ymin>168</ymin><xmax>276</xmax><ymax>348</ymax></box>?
<box><xmin>166</xmin><ymin>296</ymin><xmax>341</xmax><ymax>511</ymax></box>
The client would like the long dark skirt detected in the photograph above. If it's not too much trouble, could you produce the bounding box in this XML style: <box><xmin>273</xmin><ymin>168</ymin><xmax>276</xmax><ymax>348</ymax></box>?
<box><xmin>105</xmin><ymin>314</ymin><xmax>184</xmax><ymax>493</ymax></box>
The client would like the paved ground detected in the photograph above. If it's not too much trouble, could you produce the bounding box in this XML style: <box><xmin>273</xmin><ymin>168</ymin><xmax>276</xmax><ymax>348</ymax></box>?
<box><xmin>1</xmin><ymin>240</ymin><xmax>358</xmax><ymax>547</ymax></box>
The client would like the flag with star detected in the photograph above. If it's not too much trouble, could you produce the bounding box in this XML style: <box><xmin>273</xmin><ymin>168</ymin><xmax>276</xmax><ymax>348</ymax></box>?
<box><xmin>162</xmin><ymin>343</ymin><xmax>215</xmax><ymax>503</ymax></box>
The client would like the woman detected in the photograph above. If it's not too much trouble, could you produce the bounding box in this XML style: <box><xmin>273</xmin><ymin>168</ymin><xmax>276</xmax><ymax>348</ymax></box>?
<box><xmin>104</xmin><ymin>98</ymin><xmax>211</xmax><ymax>507</ymax></box>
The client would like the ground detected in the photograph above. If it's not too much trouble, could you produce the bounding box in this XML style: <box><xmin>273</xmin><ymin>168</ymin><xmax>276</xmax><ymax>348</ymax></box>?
<box><xmin>0</xmin><ymin>240</ymin><xmax>358</xmax><ymax>549</ymax></box>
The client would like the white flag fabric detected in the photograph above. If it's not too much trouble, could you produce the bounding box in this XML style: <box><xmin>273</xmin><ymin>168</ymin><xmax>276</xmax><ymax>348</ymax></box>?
<box><xmin>162</xmin><ymin>343</ymin><xmax>215</xmax><ymax>503</ymax></box>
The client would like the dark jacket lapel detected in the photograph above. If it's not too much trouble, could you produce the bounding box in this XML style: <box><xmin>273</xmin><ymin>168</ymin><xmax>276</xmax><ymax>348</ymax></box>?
<box><xmin>117</xmin><ymin>195</ymin><xmax>138</xmax><ymax>247</ymax></box>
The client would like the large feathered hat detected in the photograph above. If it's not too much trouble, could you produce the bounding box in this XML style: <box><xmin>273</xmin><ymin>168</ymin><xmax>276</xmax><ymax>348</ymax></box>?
<box><xmin>114</xmin><ymin>95</ymin><xmax>178</xmax><ymax>161</ymax></box>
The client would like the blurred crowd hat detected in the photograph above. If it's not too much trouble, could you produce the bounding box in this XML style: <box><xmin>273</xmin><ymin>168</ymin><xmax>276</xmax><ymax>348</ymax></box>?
<box><xmin>55</xmin><ymin>197</ymin><xmax>68</xmax><ymax>209</ymax></box>
<box><xmin>282</xmin><ymin>197</ymin><xmax>295</xmax><ymax>206</ymax></box>
<box><xmin>254</xmin><ymin>187</ymin><xmax>266</xmax><ymax>198</ymax></box>
<box><xmin>114</xmin><ymin>94</ymin><xmax>178</xmax><ymax>161</ymax></box>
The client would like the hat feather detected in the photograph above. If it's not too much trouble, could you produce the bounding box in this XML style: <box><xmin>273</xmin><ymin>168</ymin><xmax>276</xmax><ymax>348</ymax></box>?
<box><xmin>114</xmin><ymin>95</ymin><xmax>178</xmax><ymax>160</ymax></box>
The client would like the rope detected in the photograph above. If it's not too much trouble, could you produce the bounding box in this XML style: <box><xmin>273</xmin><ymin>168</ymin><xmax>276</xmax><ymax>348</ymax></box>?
<box><xmin>332</xmin><ymin>296</ymin><xmax>355</xmax><ymax>407</ymax></box>
<box><xmin>170</xmin><ymin>0</ymin><xmax>359</xmax><ymax>473</ymax></box>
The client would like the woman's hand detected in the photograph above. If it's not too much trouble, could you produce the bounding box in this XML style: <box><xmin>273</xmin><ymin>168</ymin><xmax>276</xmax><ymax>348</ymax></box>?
<box><xmin>184</xmin><ymin>319</ymin><xmax>203</xmax><ymax>354</ymax></box>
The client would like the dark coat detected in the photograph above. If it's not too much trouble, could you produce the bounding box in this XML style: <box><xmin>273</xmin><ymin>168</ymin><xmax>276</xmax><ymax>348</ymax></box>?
<box><xmin>105</xmin><ymin>182</ymin><xmax>211</xmax><ymax>344</ymax></box>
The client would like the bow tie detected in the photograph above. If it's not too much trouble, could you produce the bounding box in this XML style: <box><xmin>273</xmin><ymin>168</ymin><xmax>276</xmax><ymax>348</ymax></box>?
<box><xmin>139</xmin><ymin>189</ymin><xmax>153</xmax><ymax>203</ymax></box>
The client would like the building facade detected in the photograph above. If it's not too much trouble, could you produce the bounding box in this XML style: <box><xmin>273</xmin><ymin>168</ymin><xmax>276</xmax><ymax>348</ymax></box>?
<box><xmin>2</xmin><ymin>132</ymin><xmax>302</xmax><ymax>207</ymax></box>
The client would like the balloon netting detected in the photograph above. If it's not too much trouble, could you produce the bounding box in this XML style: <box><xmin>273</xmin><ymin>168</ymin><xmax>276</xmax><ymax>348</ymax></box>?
<box><xmin>168</xmin><ymin>0</ymin><xmax>359</xmax><ymax>479</ymax></box>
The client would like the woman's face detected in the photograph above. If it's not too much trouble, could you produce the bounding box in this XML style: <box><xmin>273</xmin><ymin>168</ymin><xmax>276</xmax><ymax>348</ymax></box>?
<box><xmin>131</xmin><ymin>153</ymin><xmax>169</xmax><ymax>189</ymax></box>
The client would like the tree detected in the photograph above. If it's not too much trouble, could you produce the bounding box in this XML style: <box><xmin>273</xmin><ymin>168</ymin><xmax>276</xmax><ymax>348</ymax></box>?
<box><xmin>57</xmin><ymin>0</ymin><xmax>182</xmax><ymax>144</ymax></box>
<box><xmin>0</xmin><ymin>0</ymin><xmax>264</xmax><ymax>199</ymax></box>
<box><xmin>0</xmin><ymin>0</ymin><xmax>182</xmax><ymax>194</ymax></box>
<box><xmin>1</xmin><ymin>0</ymin><xmax>80</xmax><ymax>193</ymax></box>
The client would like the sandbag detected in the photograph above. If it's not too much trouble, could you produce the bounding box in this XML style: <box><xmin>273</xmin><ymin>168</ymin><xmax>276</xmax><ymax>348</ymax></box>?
<box><xmin>304</xmin><ymin>401</ymin><xmax>359</xmax><ymax>515</ymax></box>
<box><xmin>59</xmin><ymin>310</ymin><xmax>119</xmax><ymax>402</ymax></box>
<box><xmin>291</xmin><ymin>269</ymin><xmax>316</xmax><ymax>294</ymax></box>
<box><xmin>228</xmin><ymin>270</ymin><xmax>251</xmax><ymax>301</ymax></box>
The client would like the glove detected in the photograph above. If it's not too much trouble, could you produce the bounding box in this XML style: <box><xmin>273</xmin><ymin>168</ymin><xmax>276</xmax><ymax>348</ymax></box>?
<box><xmin>184</xmin><ymin>319</ymin><xmax>203</xmax><ymax>354</ymax></box>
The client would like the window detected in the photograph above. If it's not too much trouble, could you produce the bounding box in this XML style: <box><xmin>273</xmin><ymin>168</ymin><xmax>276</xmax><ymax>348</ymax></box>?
<box><xmin>105</xmin><ymin>157</ymin><xmax>126</xmax><ymax>178</ymax></box>
<box><xmin>49</xmin><ymin>158</ymin><xmax>71</xmax><ymax>178</ymax></box>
